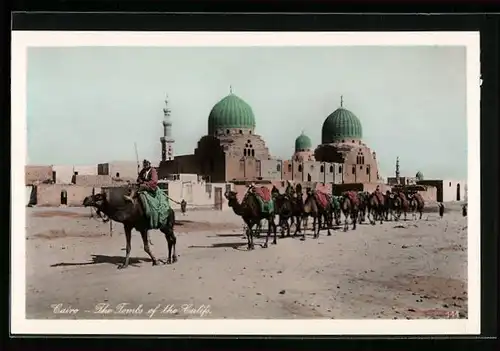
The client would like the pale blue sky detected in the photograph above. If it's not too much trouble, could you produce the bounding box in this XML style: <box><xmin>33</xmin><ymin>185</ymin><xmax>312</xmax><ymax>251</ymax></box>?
<box><xmin>27</xmin><ymin>46</ymin><xmax>467</xmax><ymax>179</ymax></box>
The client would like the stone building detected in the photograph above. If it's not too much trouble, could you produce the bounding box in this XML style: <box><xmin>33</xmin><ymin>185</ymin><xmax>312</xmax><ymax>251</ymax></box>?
<box><xmin>158</xmin><ymin>92</ymin><xmax>382</xmax><ymax>186</ymax></box>
<box><xmin>313</xmin><ymin>99</ymin><xmax>380</xmax><ymax>184</ymax></box>
<box><xmin>158</xmin><ymin>91</ymin><xmax>274</xmax><ymax>183</ymax></box>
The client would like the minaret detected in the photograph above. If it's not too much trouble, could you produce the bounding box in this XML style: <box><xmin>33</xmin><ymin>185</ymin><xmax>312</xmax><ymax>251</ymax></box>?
<box><xmin>160</xmin><ymin>95</ymin><xmax>175</xmax><ymax>162</ymax></box>
<box><xmin>395</xmin><ymin>156</ymin><xmax>400</xmax><ymax>185</ymax></box>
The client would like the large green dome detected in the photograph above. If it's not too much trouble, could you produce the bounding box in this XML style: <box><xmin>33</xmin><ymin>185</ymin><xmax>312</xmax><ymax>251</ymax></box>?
<box><xmin>208</xmin><ymin>93</ymin><xmax>256</xmax><ymax>135</ymax></box>
<box><xmin>295</xmin><ymin>132</ymin><xmax>312</xmax><ymax>151</ymax></box>
<box><xmin>321</xmin><ymin>107</ymin><xmax>363</xmax><ymax>144</ymax></box>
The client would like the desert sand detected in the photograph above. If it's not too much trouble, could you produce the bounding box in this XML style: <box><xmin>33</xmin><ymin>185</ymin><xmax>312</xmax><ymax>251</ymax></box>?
<box><xmin>25</xmin><ymin>203</ymin><xmax>468</xmax><ymax>320</ymax></box>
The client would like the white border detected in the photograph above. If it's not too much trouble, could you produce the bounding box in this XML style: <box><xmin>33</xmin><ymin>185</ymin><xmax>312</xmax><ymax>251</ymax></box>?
<box><xmin>11</xmin><ymin>31</ymin><xmax>480</xmax><ymax>335</ymax></box>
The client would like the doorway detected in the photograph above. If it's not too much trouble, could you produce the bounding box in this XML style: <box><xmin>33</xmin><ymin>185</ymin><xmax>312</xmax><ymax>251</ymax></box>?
<box><xmin>214</xmin><ymin>187</ymin><xmax>223</xmax><ymax>210</ymax></box>
<box><xmin>60</xmin><ymin>190</ymin><xmax>68</xmax><ymax>205</ymax></box>
<box><xmin>456</xmin><ymin>183</ymin><xmax>461</xmax><ymax>201</ymax></box>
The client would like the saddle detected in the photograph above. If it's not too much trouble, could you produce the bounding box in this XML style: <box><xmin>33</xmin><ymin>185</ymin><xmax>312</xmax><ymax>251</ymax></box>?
<box><xmin>314</xmin><ymin>190</ymin><xmax>330</xmax><ymax>209</ymax></box>
<box><xmin>344</xmin><ymin>191</ymin><xmax>359</xmax><ymax>206</ymax></box>
<box><xmin>330</xmin><ymin>195</ymin><xmax>341</xmax><ymax>210</ymax></box>
<box><xmin>413</xmin><ymin>192</ymin><xmax>424</xmax><ymax>207</ymax></box>
<box><xmin>373</xmin><ymin>191</ymin><xmax>385</xmax><ymax>205</ymax></box>
<box><xmin>253</xmin><ymin>186</ymin><xmax>272</xmax><ymax>202</ymax></box>
<box><xmin>397</xmin><ymin>192</ymin><xmax>409</xmax><ymax>207</ymax></box>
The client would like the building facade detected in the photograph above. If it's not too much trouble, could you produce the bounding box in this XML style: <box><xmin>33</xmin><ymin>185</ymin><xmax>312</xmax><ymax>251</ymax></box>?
<box><xmin>158</xmin><ymin>92</ymin><xmax>382</xmax><ymax>186</ymax></box>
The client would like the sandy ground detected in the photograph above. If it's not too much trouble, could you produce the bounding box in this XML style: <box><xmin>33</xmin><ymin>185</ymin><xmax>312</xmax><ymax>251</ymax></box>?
<box><xmin>25</xmin><ymin>203</ymin><xmax>468</xmax><ymax>320</ymax></box>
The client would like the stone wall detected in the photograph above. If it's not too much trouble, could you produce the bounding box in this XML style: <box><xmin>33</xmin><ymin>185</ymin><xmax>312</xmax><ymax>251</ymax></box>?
<box><xmin>35</xmin><ymin>184</ymin><xmax>99</xmax><ymax>207</ymax></box>
<box><xmin>73</xmin><ymin>175</ymin><xmax>113</xmax><ymax>186</ymax></box>
<box><xmin>25</xmin><ymin>165</ymin><xmax>53</xmax><ymax>185</ymax></box>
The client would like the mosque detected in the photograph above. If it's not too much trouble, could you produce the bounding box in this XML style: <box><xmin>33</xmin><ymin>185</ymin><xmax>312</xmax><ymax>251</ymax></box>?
<box><xmin>157</xmin><ymin>91</ymin><xmax>382</xmax><ymax>187</ymax></box>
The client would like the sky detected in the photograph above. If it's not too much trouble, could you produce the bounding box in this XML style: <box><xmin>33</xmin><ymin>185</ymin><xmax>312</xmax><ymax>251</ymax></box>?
<box><xmin>27</xmin><ymin>46</ymin><xmax>467</xmax><ymax>179</ymax></box>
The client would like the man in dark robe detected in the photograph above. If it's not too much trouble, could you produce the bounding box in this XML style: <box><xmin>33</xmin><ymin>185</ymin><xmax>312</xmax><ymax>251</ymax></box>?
<box><xmin>124</xmin><ymin>159</ymin><xmax>158</xmax><ymax>202</ymax></box>
<box><xmin>438</xmin><ymin>202</ymin><xmax>445</xmax><ymax>218</ymax></box>
<box><xmin>180</xmin><ymin>199</ymin><xmax>187</xmax><ymax>215</ymax></box>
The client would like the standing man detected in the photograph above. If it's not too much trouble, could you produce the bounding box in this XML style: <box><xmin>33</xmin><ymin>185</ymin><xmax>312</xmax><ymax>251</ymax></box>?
<box><xmin>438</xmin><ymin>202</ymin><xmax>445</xmax><ymax>219</ymax></box>
<box><xmin>124</xmin><ymin>159</ymin><xmax>158</xmax><ymax>202</ymax></box>
<box><xmin>180</xmin><ymin>199</ymin><xmax>187</xmax><ymax>215</ymax></box>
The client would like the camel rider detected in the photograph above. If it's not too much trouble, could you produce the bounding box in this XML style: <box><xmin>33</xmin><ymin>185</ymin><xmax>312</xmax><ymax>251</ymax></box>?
<box><xmin>124</xmin><ymin>159</ymin><xmax>158</xmax><ymax>202</ymax></box>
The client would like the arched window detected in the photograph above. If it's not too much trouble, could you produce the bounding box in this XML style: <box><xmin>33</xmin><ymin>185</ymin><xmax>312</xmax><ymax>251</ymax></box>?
<box><xmin>320</xmin><ymin>165</ymin><xmax>324</xmax><ymax>173</ymax></box>
<box><xmin>226</xmin><ymin>129</ymin><xmax>230</xmax><ymax>134</ymax></box>
<box><xmin>288</xmin><ymin>164</ymin><xmax>292</xmax><ymax>172</ymax></box>
<box><xmin>339</xmin><ymin>166</ymin><xmax>342</xmax><ymax>174</ymax></box>
<box><xmin>251</xmin><ymin>149</ymin><xmax>255</xmax><ymax>157</ymax></box>
<box><xmin>244</xmin><ymin>149</ymin><xmax>247</xmax><ymax>156</ymax></box>
<box><xmin>249</xmin><ymin>130</ymin><xmax>252</xmax><ymax>134</ymax></box>
<box><xmin>329</xmin><ymin>165</ymin><xmax>334</xmax><ymax>173</ymax></box>
<box><xmin>298</xmin><ymin>165</ymin><xmax>303</xmax><ymax>172</ymax></box>
<box><xmin>239</xmin><ymin>130</ymin><xmax>243</xmax><ymax>134</ymax></box>
<box><xmin>115</xmin><ymin>172</ymin><xmax>120</xmax><ymax>178</ymax></box>
<box><xmin>276</xmin><ymin>164</ymin><xmax>281</xmax><ymax>172</ymax></box>
<box><xmin>366</xmin><ymin>166</ymin><xmax>370</xmax><ymax>175</ymax></box>
<box><xmin>352</xmin><ymin>166</ymin><xmax>356</xmax><ymax>174</ymax></box>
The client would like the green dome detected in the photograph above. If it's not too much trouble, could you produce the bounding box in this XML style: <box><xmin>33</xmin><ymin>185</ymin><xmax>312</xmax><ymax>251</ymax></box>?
<box><xmin>321</xmin><ymin>107</ymin><xmax>363</xmax><ymax>144</ymax></box>
<box><xmin>295</xmin><ymin>132</ymin><xmax>312</xmax><ymax>151</ymax></box>
<box><xmin>416</xmin><ymin>171</ymin><xmax>424</xmax><ymax>180</ymax></box>
<box><xmin>208</xmin><ymin>93</ymin><xmax>256</xmax><ymax>135</ymax></box>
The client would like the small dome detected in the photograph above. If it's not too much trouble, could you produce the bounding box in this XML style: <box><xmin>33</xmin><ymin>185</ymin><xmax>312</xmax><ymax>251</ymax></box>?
<box><xmin>208</xmin><ymin>93</ymin><xmax>256</xmax><ymax>135</ymax></box>
<box><xmin>321</xmin><ymin>107</ymin><xmax>363</xmax><ymax>144</ymax></box>
<box><xmin>416</xmin><ymin>171</ymin><xmax>424</xmax><ymax>180</ymax></box>
<box><xmin>295</xmin><ymin>132</ymin><xmax>312</xmax><ymax>151</ymax></box>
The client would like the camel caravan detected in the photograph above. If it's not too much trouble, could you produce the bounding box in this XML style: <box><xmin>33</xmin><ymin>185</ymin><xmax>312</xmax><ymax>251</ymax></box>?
<box><xmin>225</xmin><ymin>181</ymin><xmax>427</xmax><ymax>251</ymax></box>
<box><xmin>81</xmin><ymin>160</ymin><xmax>427</xmax><ymax>268</ymax></box>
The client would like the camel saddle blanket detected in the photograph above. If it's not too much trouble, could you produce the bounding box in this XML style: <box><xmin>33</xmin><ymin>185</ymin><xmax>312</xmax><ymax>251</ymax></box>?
<box><xmin>138</xmin><ymin>187</ymin><xmax>171</xmax><ymax>230</ymax></box>
<box><xmin>330</xmin><ymin>195</ymin><xmax>341</xmax><ymax>210</ymax></box>
<box><xmin>373</xmin><ymin>192</ymin><xmax>385</xmax><ymax>205</ymax></box>
<box><xmin>344</xmin><ymin>191</ymin><xmax>359</xmax><ymax>206</ymax></box>
<box><xmin>314</xmin><ymin>190</ymin><xmax>330</xmax><ymax>209</ymax></box>
<box><xmin>252</xmin><ymin>187</ymin><xmax>275</xmax><ymax>214</ymax></box>
<box><xmin>413</xmin><ymin>193</ymin><xmax>424</xmax><ymax>206</ymax></box>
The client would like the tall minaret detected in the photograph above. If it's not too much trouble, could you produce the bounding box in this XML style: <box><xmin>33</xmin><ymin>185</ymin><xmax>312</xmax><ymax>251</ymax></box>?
<box><xmin>395</xmin><ymin>156</ymin><xmax>400</xmax><ymax>185</ymax></box>
<box><xmin>160</xmin><ymin>95</ymin><xmax>175</xmax><ymax>162</ymax></box>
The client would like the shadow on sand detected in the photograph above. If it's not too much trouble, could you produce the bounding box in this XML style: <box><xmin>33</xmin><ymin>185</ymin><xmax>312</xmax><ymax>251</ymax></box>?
<box><xmin>206</xmin><ymin>233</ymin><xmax>246</xmax><ymax>238</ymax></box>
<box><xmin>50</xmin><ymin>254</ymin><xmax>151</xmax><ymax>268</ymax></box>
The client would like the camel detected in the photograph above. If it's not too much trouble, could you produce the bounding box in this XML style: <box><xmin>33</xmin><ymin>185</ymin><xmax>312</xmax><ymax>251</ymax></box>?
<box><xmin>225</xmin><ymin>188</ymin><xmax>278</xmax><ymax>250</ymax></box>
<box><xmin>367</xmin><ymin>191</ymin><xmax>385</xmax><ymax>225</ymax></box>
<box><xmin>395</xmin><ymin>191</ymin><xmax>410</xmax><ymax>221</ymax></box>
<box><xmin>408</xmin><ymin>192</ymin><xmax>425</xmax><ymax>220</ymax></box>
<box><xmin>273</xmin><ymin>192</ymin><xmax>294</xmax><ymax>237</ymax></box>
<box><xmin>340</xmin><ymin>191</ymin><xmax>360</xmax><ymax>231</ymax></box>
<box><xmin>82</xmin><ymin>185</ymin><xmax>177</xmax><ymax>269</ymax></box>
<box><xmin>384</xmin><ymin>191</ymin><xmax>402</xmax><ymax>221</ymax></box>
<box><xmin>330</xmin><ymin>195</ymin><xmax>342</xmax><ymax>226</ymax></box>
<box><xmin>357</xmin><ymin>191</ymin><xmax>370</xmax><ymax>223</ymax></box>
<box><xmin>301</xmin><ymin>189</ymin><xmax>333</xmax><ymax>239</ymax></box>
<box><xmin>288</xmin><ymin>183</ymin><xmax>306</xmax><ymax>236</ymax></box>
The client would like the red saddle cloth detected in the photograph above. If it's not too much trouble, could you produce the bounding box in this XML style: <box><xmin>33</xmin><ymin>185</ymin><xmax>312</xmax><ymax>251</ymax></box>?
<box><xmin>398</xmin><ymin>192</ymin><xmax>409</xmax><ymax>207</ymax></box>
<box><xmin>413</xmin><ymin>193</ymin><xmax>424</xmax><ymax>206</ymax></box>
<box><xmin>253</xmin><ymin>186</ymin><xmax>272</xmax><ymax>202</ymax></box>
<box><xmin>314</xmin><ymin>190</ymin><xmax>330</xmax><ymax>209</ymax></box>
<box><xmin>373</xmin><ymin>191</ymin><xmax>385</xmax><ymax>205</ymax></box>
<box><xmin>344</xmin><ymin>191</ymin><xmax>359</xmax><ymax>206</ymax></box>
